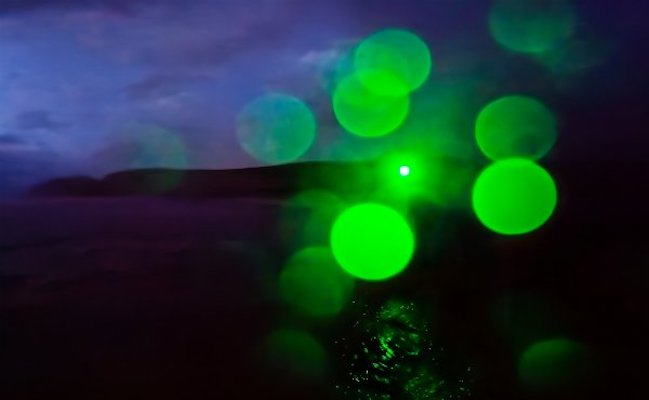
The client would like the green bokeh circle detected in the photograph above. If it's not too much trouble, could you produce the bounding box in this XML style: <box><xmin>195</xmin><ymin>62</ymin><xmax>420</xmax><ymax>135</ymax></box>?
<box><xmin>332</xmin><ymin>72</ymin><xmax>410</xmax><ymax>138</ymax></box>
<box><xmin>279</xmin><ymin>247</ymin><xmax>354</xmax><ymax>317</ymax></box>
<box><xmin>266</xmin><ymin>329</ymin><xmax>326</xmax><ymax>379</ymax></box>
<box><xmin>519</xmin><ymin>338</ymin><xmax>593</xmax><ymax>392</ymax></box>
<box><xmin>472</xmin><ymin>159</ymin><xmax>557</xmax><ymax>235</ymax></box>
<box><xmin>331</xmin><ymin>203</ymin><xmax>415</xmax><ymax>281</ymax></box>
<box><xmin>236</xmin><ymin>93</ymin><xmax>316</xmax><ymax>164</ymax></box>
<box><xmin>355</xmin><ymin>29</ymin><xmax>432</xmax><ymax>95</ymax></box>
<box><xmin>475</xmin><ymin>95</ymin><xmax>557</xmax><ymax>161</ymax></box>
<box><xmin>489</xmin><ymin>0</ymin><xmax>576</xmax><ymax>54</ymax></box>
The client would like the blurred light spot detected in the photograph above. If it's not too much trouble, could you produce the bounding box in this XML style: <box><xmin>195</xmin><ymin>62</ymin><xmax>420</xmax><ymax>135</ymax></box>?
<box><xmin>316</xmin><ymin>44</ymin><xmax>357</xmax><ymax>94</ymax></box>
<box><xmin>236</xmin><ymin>94</ymin><xmax>316</xmax><ymax>164</ymax></box>
<box><xmin>491</xmin><ymin>293</ymin><xmax>565</xmax><ymax>352</ymax></box>
<box><xmin>279</xmin><ymin>190</ymin><xmax>346</xmax><ymax>249</ymax></box>
<box><xmin>475</xmin><ymin>95</ymin><xmax>557</xmax><ymax>161</ymax></box>
<box><xmin>295</xmin><ymin>191</ymin><xmax>347</xmax><ymax>247</ymax></box>
<box><xmin>355</xmin><ymin>29</ymin><xmax>432</xmax><ymax>95</ymax></box>
<box><xmin>472</xmin><ymin>159</ymin><xmax>557</xmax><ymax>235</ymax></box>
<box><xmin>130</xmin><ymin>126</ymin><xmax>188</xmax><ymax>193</ymax></box>
<box><xmin>489</xmin><ymin>0</ymin><xmax>576</xmax><ymax>54</ymax></box>
<box><xmin>396</xmin><ymin>80</ymin><xmax>482</xmax><ymax>161</ymax></box>
<box><xmin>266</xmin><ymin>329</ymin><xmax>326</xmax><ymax>380</ymax></box>
<box><xmin>533</xmin><ymin>32</ymin><xmax>609</xmax><ymax>76</ymax></box>
<box><xmin>333</xmin><ymin>72</ymin><xmax>410</xmax><ymax>138</ymax></box>
<box><xmin>356</xmin><ymin>69</ymin><xmax>410</xmax><ymax>97</ymax></box>
<box><xmin>371</xmin><ymin>153</ymin><xmax>425</xmax><ymax>205</ymax></box>
<box><xmin>418</xmin><ymin>155</ymin><xmax>477</xmax><ymax>208</ymax></box>
<box><xmin>376</xmin><ymin>152</ymin><xmax>477</xmax><ymax>208</ymax></box>
<box><xmin>519</xmin><ymin>338</ymin><xmax>595</xmax><ymax>393</ymax></box>
<box><xmin>279</xmin><ymin>247</ymin><xmax>354</xmax><ymax>317</ymax></box>
<box><xmin>132</xmin><ymin>127</ymin><xmax>188</xmax><ymax>168</ymax></box>
<box><xmin>331</xmin><ymin>203</ymin><xmax>415</xmax><ymax>281</ymax></box>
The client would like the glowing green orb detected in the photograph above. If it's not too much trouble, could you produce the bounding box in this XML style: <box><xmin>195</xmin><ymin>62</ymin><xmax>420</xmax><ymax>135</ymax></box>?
<box><xmin>266</xmin><ymin>329</ymin><xmax>326</xmax><ymax>379</ymax></box>
<box><xmin>519</xmin><ymin>338</ymin><xmax>594</xmax><ymax>392</ymax></box>
<box><xmin>355</xmin><ymin>29</ymin><xmax>432</xmax><ymax>95</ymax></box>
<box><xmin>399</xmin><ymin>165</ymin><xmax>411</xmax><ymax>176</ymax></box>
<box><xmin>236</xmin><ymin>94</ymin><xmax>316</xmax><ymax>164</ymax></box>
<box><xmin>279</xmin><ymin>247</ymin><xmax>354</xmax><ymax>317</ymax></box>
<box><xmin>472</xmin><ymin>159</ymin><xmax>557</xmax><ymax>235</ymax></box>
<box><xmin>475</xmin><ymin>95</ymin><xmax>557</xmax><ymax>161</ymax></box>
<box><xmin>489</xmin><ymin>0</ymin><xmax>576</xmax><ymax>54</ymax></box>
<box><xmin>331</xmin><ymin>203</ymin><xmax>415</xmax><ymax>281</ymax></box>
<box><xmin>333</xmin><ymin>71</ymin><xmax>410</xmax><ymax>137</ymax></box>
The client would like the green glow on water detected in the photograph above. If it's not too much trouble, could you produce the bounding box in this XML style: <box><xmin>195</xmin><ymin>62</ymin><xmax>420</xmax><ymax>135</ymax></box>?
<box><xmin>331</xmin><ymin>203</ymin><xmax>415</xmax><ymax>281</ymax></box>
<box><xmin>279</xmin><ymin>247</ymin><xmax>354</xmax><ymax>317</ymax></box>
<box><xmin>489</xmin><ymin>0</ymin><xmax>576</xmax><ymax>54</ymax></box>
<box><xmin>333</xmin><ymin>71</ymin><xmax>410</xmax><ymax>138</ymax></box>
<box><xmin>472</xmin><ymin>159</ymin><xmax>557</xmax><ymax>235</ymax></box>
<box><xmin>334</xmin><ymin>299</ymin><xmax>474</xmax><ymax>399</ymax></box>
<box><xmin>475</xmin><ymin>95</ymin><xmax>557</xmax><ymax>161</ymax></box>
<box><xmin>404</xmin><ymin>367</ymin><xmax>441</xmax><ymax>400</ymax></box>
<box><xmin>266</xmin><ymin>329</ymin><xmax>326</xmax><ymax>379</ymax></box>
<box><xmin>354</xmin><ymin>29</ymin><xmax>433</xmax><ymax>95</ymax></box>
<box><xmin>236</xmin><ymin>93</ymin><xmax>316</xmax><ymax>164</ymax></box>
<box><xmin>376</xmin><ymin>300</ymin><xmax>424</xmax><ymax>358</ymax></box>
<box><xmin>519</xmin><ymin>338</ymin><xmax>594</xmax><ymax>392</ymax></box>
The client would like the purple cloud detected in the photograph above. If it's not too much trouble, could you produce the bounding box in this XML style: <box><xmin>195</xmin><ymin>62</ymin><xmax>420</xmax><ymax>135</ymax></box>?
<box><xmin>0</xmin><ymin>134</ymin><xmax>25</xmax><ymax>145</ymax></box>
<box><xmin>0</xmin><ymin>0</ymin><xmax>152</xmax><ymax>15</ymax></box>
<box><xmin>0</xmin><ymin>0</ymin><xmax>635</xmax><ymax>197</ymax></box>
<box><xmin>14</xmin><ymin>110</ymin><xmax>67</xmax><ymax>131</ymax></box>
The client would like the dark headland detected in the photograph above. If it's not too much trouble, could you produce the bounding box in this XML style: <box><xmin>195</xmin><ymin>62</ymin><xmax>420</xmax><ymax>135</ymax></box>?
<box><xmin>26</xmin><ymin>161</ymin><xmax>380</xmax><ymax>199</ymax></box>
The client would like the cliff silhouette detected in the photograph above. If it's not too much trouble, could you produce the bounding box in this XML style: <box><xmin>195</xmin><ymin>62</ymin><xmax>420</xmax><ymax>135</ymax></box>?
<box><xmin>26</xmin><ymin>161</ymin><xmax>380</xmax><ymax>198</ymax></box>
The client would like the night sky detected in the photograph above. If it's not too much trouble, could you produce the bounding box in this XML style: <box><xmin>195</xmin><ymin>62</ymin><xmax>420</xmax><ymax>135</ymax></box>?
<box><xmin>0</xmin><ymin>0</ymin><xmax>647</xmax><ymax>195</ymax></box>
<box><xmin>1</xmin><ymin>3</ymin><xmax>648</xmax><ymax>399</ymax></box>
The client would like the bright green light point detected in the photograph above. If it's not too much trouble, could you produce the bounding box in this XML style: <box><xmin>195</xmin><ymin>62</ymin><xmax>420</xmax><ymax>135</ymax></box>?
<box><xmin>331</xmin><ymin>203</ymin><xmax>415</xmax><ymax>281</ymax></box>
<box><xmin>399</xmin><ymin>165</ymin><xmax>411</xmax><ymax>176</ymax></box>
<box><xmin>472</xmin><ymin>159</ymin><xmax>557</xmax><ymax>235</ymax></box>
